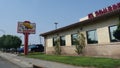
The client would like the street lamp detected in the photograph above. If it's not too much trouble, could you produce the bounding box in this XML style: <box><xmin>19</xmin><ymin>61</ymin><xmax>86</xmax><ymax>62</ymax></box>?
<box><xmin>54</xmin><ymin>22</ymin><xmax>58</xmax><ymax>29</ymax></box>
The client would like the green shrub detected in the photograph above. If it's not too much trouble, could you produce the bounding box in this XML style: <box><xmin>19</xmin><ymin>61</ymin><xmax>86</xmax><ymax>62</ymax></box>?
<box><xmin>75</xmin><ymin>32</ymin><xmax>85</xmax><ymax>55</ymax></box>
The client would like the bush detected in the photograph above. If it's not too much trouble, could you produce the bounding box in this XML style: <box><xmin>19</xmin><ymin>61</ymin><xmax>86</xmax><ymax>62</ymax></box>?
<box><xmin>75</xmin><ymin>32</ymin><xmax>85</xmax><ymax>55</ymax></box>
<box><xmin>54</xmin><ymin>36</ymin><xmax>61</xmax><ymax>55</ymax></box>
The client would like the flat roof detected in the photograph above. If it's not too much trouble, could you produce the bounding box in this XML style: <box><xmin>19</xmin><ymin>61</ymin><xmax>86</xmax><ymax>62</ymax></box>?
<box><xmin>40</xmin><ymin>8</ymin><xmax>120</xmax><ymax>37</ymax></box>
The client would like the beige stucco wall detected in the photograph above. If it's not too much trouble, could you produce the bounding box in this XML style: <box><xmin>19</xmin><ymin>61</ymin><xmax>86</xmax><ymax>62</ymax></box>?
<box><xmin>46</xmin><ymin>43</ymin><xmax>120</xmax><ymax>58</ymax></box>
<box><xmin>46</xmin><ymin>37</ymin><xmax>53</xmax><ymax>47</ymax></box>
<box><xmin>85</xmin><ymin>43</ymin><xmax>120</xmax><ymax>58</ymax></box>
<box><xmin>97</xmin><ymin>27</ymin><xmax>110</xmax><ymax>44</ymax></box>
<box><xmin>66</xmin><ymin>34</ymin><xmax>71</xmax><ymax>46</ymax></box>
<box><xmin>44</xmin><ymin>16</ymin><xmax>120</xmax><ymax>57</ymax></box>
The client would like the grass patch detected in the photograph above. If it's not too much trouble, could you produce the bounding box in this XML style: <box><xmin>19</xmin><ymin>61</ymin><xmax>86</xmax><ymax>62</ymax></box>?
<box><xmin>21</xmin><ymin>52</ymin><xmax>120</xmax><ymax>68</ymax></box>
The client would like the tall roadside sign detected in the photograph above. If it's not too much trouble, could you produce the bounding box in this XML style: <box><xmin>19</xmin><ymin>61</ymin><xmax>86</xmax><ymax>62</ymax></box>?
<box><xmin>17</xmin><ymin>21</ymin><xmax>36</xmax><ymax>55</ymax></box>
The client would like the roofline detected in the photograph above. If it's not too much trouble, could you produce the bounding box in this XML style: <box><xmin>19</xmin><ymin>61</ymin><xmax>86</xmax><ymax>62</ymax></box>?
<box><xmin>40</xmin><ymin>8</ymin><xmax>120</xmax><ymax>37</ymax></box>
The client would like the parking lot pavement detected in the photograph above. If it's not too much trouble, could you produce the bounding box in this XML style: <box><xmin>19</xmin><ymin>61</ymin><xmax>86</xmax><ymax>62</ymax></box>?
<box><xmin>0</xmin><ymin>52</ymin><xmax>92</xmax><ymax>68</ymax></box>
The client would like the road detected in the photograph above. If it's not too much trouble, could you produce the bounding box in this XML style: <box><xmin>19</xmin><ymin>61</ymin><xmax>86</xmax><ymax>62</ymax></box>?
<box><xmin>0</xmin><ymin>57</ymin><xmax>21</xmax><ymax>68</ymax></box>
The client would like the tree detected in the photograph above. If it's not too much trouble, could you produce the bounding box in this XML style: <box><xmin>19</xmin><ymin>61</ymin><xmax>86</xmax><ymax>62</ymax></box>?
<box><xmin>75</xmin><ymin>32</ymin><xmax>85</xmax><ymax>55</ymax></box>
<box><xmin>113</xmin><ymin>16</ymin><xmax>120</xmax><ymax>40</ymax></box>
<box><xmin>12</xmin><ymin>36</ymin><xmax>22</xmax><ymax>49</ymax></box>
<box><xmin>0</xmin><ymin>35</ymin><xmax>5</xmax><ymax>48</ymax></box>
<box><xmin>0</xmin><ymin>35</ymin><xmax>22</xmax><ymax>50</ymax></box>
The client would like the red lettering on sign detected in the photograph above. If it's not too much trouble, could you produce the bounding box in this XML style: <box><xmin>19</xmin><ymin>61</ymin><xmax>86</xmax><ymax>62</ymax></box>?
<box><xmin>108</xmin><ymin>6</ymin><xmax>113</xmax><ymax>11</ymax></box>
<box><xmin>112</xmin><ymin>4</ymin><xmax>118</xmax><ymax>10</ymax></box>
<box><xmin>88</xmin><ymin>13</ymin><xmax>94</xmax><ymax>19</ymax></box>
<box><xmin>102</xmin><ymin>8</ymin><xmax>108</xmax><ymax>13</ymax></box>
<box><xmin>88</xmin><ymin>2</ymin><xmax>120</xmax><ymax>19</ymax></box>
<box><xmin>95</xmin><ymin>11</ymin><xmax>100</xmax><ymax>16</ymax></box>
<box><xmin>117</xmin><ymin>2</ymin><xmax>120</xmax><ymax>8</ymax></box>
<box><xmin>99</xmin><ymin>10</ymin><xmax>103</xmax><ymax>15</ymax></box>
<box><xmin>95</xmin><ymin>8</ymin><xmax>108</xmax><ymax>16</ymax></box>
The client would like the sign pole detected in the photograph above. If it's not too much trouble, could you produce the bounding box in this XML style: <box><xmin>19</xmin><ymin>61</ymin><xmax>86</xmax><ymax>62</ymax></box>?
<box><xmin>24</xmin><ymin>33</ymin><xmax>29</xmax><ymax>55</ymax></box>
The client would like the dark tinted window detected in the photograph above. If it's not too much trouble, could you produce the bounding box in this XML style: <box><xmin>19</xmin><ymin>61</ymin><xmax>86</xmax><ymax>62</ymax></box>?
<box><xmin>87</xmin><ymin>30</ymin><xmax>98</xmax><ymax>44</ymax></box>
<box><xmin>109</xmin><ymin>25</ymin><xmax>118</xmax><ymax>42</ymax></box>
<box><xmin>60</xmin><ymin>36</ymin><xmax>65</xmax><ymax>46</ymax></box>
<box><xmin>53</xmin><ymin>37</ymin><xmax>57</xmax><ymax>46</ymax></box>
<box><xmin>71</xmin><ymin>33</ymin><xmax>79</xmax><ymax>45</ymax></box>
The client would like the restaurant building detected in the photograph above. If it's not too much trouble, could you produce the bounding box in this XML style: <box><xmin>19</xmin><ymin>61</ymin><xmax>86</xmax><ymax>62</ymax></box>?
<box><xmin>40</xmin><ymin>2</ymin><xmax>120</xmax><ymax>57</ymax></box>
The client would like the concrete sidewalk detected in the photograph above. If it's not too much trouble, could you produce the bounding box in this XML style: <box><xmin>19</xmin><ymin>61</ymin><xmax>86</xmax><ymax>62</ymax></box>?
<box><xmin>0</xmin><ymin>52</ymin><xmax>90</xmax><ymax>68</ymax></box>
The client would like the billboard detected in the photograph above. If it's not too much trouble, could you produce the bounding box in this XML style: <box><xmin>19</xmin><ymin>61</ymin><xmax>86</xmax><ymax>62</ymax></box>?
<box><xmin>17</xmin><ymin>21</ymin><xmax>36</xmax><ymax>34</ymax></box>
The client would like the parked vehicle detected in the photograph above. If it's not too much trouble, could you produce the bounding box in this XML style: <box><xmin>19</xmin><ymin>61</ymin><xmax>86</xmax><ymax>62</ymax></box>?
<box><xmin>17</xmin><ymin>44</ymin><xmax>44</xmax><ymax>53</ymax></box>
<box><xmin>30</xmin><ymin>44</ymin><xmax>44</xmax><ymax>52</ymax></box>
<box><xmin>17</xmin><ymin>46</ymin><xmax>24</xmax><ymax>53</ymax></box>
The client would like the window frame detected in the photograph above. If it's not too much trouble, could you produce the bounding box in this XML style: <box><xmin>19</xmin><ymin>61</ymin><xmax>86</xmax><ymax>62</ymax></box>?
<box><xmin>86</xmin><ymin>29</ymin><xmax>98</xmax><ymax>44</ymax></box>
<box><xmin>53</xmin><ymin>37</ymin><xmax>57</xmax><ymax>46</ymax></box>
<box><xmin>71</xmin><ymin>33</ymin><xmax>79</xmax><ymax>45</ymax></box>
<box><xmin>60</xmin><ymin>36</ymin><xmax>66</xmax><ymax>46</ymax></box>
<box><xmin>108</xmin><ymin>25</ymin><xmax>118</xmax><ymax>42</ymax></box>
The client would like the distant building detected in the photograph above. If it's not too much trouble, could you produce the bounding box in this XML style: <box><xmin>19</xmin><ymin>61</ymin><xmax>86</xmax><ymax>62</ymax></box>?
<box><xmin>40</xmin><ymin>2</ymin><xmax>120</xmax><ymax>57</ymax></box>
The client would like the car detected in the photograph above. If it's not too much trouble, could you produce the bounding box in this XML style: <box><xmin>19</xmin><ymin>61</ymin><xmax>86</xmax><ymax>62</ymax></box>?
<box><xmin>30</xmin><ymin>44</ymin><xmax>44</xmax><ymax>52</ymax></box>
<box><xmin>17</xmin><ymin>46</ymin><xmax>24</xmax><ymax>53</ymax></box>
<box><xmin>17</xmin><ymin>44</ymin><xmax>44</xmax><ymax>53</ymax></box>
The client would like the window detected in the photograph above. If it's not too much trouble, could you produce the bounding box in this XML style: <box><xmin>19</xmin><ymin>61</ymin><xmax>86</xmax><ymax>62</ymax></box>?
<box><xmin>87</xmin><ymin>30</ymin><xmax>98</xmax><ymax>44</ymax></box>
<box><xmin>71</xmin><ymin>33</ymin><xmax>79</xmax><ymax>45</ymax></box>
<box><xmin>53</xmin><ymin>37</ymin><xmax>57</xmax><ymax>46</ymax></box>
<box><xmin>60</xmin><ymin>36</ymin><xmax>66</xmax><ymax>46</ymax></box>
<box><xmin>109</xmin><ymin>25</ymin><xmax>117</xmax><ymax>42</ymax></box>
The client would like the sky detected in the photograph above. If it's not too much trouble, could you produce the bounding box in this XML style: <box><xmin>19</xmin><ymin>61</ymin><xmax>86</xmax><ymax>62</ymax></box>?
<box><xmin>0</xmin><ymin>0</ymin><xmax>119</xmax><ymax>45</ymax></box>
